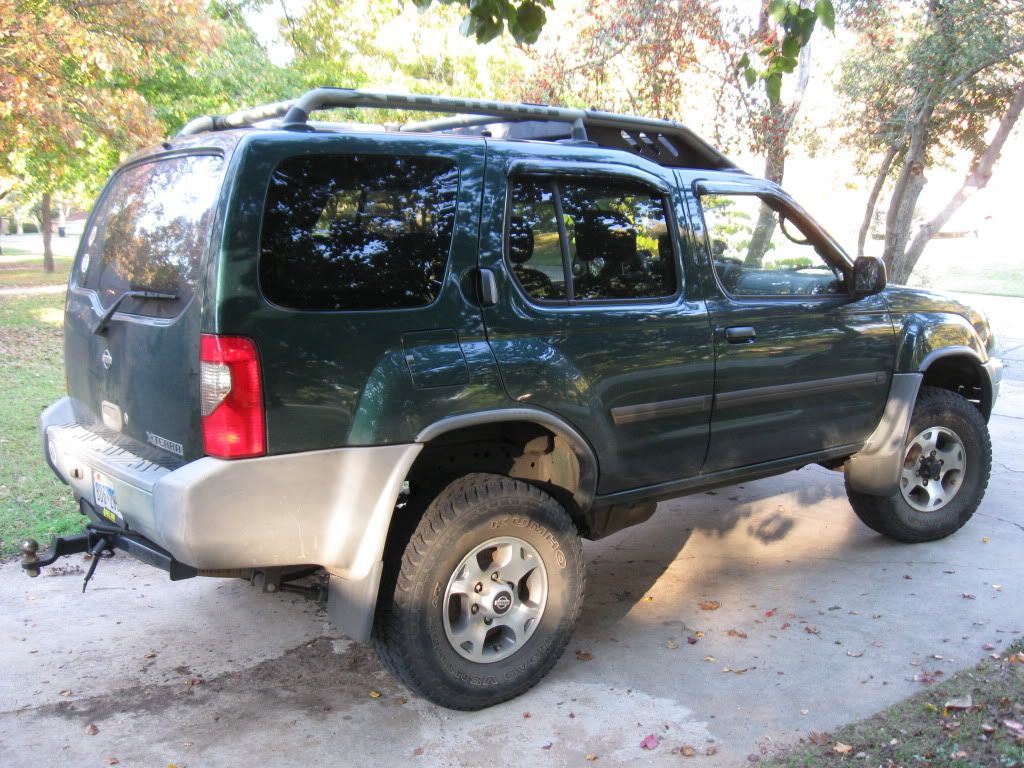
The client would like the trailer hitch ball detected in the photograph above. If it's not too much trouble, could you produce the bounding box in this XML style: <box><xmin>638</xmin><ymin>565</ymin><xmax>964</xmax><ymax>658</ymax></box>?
<box><xmin>21</xmin><ymin>539</ymin><xmax>40</xmax><ymax>578</ymax></box>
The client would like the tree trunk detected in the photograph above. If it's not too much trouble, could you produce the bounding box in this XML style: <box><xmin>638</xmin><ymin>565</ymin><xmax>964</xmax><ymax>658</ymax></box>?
<box><xmin>898</xmin><ymin>82</ymin><xmax>1024</xmax><ymax>281</ymax></box>
<box><xmin>882</xmin><ymin>99</ymin><xmax>934</xmax><ymax>280</ymax></box>
<box><xmin>857</xmin><ymin>145</ymin><xmax>899</xmax><ymax>258</ymax></box>
<box><xmin>41</xmin><ymin>193</ymin><xmax>54</xmax><ymax>273</ymax></box>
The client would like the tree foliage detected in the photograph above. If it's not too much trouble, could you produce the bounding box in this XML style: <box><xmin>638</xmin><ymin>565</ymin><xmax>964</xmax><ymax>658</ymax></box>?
<box><xmin>411</xmin><ymin>0</ymin><xmax>553</xmax><ymax>44</ymax></box>
<box><xmin>0</xmin><ymin>0</ymin><xmax>219</xmax><ymax>269</ymax></box>
<box><xmin>838</xmin><ymin>0</ymin><xmax>1024</xmax><ymax>281</ymax></box>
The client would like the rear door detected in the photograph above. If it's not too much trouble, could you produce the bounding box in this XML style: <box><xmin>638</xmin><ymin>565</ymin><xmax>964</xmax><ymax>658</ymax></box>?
<box><xmin>480</xmin><ymin>143</ymin><xmax>715</xmax><ymax>495</ymax></box>
<box><xmin>65</xmin><ymin>149</ymin><xmax>230</xmax><ymax>462</ymax></box>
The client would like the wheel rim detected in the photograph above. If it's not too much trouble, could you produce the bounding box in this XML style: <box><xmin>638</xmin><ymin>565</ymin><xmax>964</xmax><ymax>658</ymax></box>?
<box><xmin>442</xmin><ymin>536</ymin><xmax>549</xmax><ymax>664</ymax></box>
<box><xmin>900</xmin><ymin>426</ymin><xmax>967</xmax><ymax>512</ymax></box>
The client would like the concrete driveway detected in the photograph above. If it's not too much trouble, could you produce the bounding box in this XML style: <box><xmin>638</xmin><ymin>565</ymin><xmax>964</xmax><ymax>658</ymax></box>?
<box><xmin>2</xmin><ymin>293</ymin><xmax>1022</xmax><ymax>767</ymax></box>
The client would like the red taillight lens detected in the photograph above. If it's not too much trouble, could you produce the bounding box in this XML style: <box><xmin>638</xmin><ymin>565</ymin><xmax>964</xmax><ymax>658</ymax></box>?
<box><xmin>200</xmin><ymin>334</ymin><xmax>265</xmax><ymax>459</ymax></box>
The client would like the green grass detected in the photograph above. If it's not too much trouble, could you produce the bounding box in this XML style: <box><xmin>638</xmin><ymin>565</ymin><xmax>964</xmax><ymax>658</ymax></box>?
<box><xmin>765</xmin><ymin>639</ymin><xmax>1024</xmax><ymax>768</ymax></box>
<box><xmin>0</xmin><ymin>293</ymin><xmax>79</xmax><ymax>556</ymax></box>
<box><xmin>0</xmin><ymin>257</ymin><xmax>72</xmax><ymax>288</ymax></box>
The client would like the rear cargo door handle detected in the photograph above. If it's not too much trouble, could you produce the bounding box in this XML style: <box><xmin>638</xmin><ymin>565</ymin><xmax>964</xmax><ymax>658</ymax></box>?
<box><xmin>478</xmin><ymin>268</ymin><xmax>499</xmax><ymax>307</ymax></box>
<box><xmin>724</xmin><ymin>326</ymin><xmax>756</xmax><ymax>344</ymax></box>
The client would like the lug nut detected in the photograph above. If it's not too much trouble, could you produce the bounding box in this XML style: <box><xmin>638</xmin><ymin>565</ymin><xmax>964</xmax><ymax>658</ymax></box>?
<box><xmin>474</xmin><ymin>582</ymin><xmax>483</xmax><ymax>593</ymax></box>
<box><xmin>491</xmin><ymin>572</ymin><xmax>499</xmax><ymax>581</ymax></box>
<box><xmin>484</xmin><ymin>617</ymin><xmax>492</xmax><ymax>625</ymax></box>
<box><xmin>471</xmin><ymin>604</ymin><xmax>479</xmax><ymax>614</ymax></box>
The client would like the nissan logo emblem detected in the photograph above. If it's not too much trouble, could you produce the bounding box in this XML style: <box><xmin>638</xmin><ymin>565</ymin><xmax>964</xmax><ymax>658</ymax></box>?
<box><xmin>101</xmin><ymin>349</ymin><xmax>113</xmax><ymax>370</ymax></box>
<box><xmin>492</xmin><ymin>592</ymin><xmax>512</xmax><ymax>614</ymax></box>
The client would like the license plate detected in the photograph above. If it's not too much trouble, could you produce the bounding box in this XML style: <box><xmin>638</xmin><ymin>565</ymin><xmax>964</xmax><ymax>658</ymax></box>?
<box><xmin>92</xmin><ymin>470</ymin><xmax>122</xmax><ymax>524</ymax></box>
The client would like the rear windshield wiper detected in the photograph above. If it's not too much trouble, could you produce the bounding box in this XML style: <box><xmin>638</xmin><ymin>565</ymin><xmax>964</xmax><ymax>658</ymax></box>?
<box><xmin>93</xmin><ymin>290</ymin><xmax>178</xmax><ymax>335</ymax></box>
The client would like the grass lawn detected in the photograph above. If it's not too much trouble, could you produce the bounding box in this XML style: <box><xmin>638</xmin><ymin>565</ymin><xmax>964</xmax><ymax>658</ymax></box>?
<box><xmin>0</xmin><ymin>257</ymin><xmax>72</xmax><ymax>288</ymax></box>
<box><xmin>766</xmin><ymin>639</ymin><xmax>1024</xmax><ymax>768</ymax></box>
<box><xmin>0</xmin><ymin>293</ymin><xmax>79</xmax><ymax>556</ymax></box>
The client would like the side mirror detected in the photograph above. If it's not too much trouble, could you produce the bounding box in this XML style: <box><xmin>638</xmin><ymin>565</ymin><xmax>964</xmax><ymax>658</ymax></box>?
<box><xmin>851</xmin><ymin>256</ymin><xmax>887</xmax><ymax>298</ymax></box>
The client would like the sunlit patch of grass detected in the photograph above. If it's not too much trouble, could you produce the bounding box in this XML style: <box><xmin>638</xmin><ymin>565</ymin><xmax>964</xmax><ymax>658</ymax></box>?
<box><xmin>0</xmin><ymin>294</ymin><xmax>78</xmax><ymax>557</ymax></box>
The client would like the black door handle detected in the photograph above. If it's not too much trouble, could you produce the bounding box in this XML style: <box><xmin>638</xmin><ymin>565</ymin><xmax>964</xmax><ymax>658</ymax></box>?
<box><xmin>725</xmin><ymin>326</ymin><xmax>756</xmax><ymax>344</ymax></box>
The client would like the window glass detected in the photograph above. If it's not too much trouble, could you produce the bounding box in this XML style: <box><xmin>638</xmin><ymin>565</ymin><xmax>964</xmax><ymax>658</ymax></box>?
<box><xmin>700</xmin><ymin>193</ymin><xmax>843</xmax><ymax>297</ymax></box>
<box><xmin>260</xmin><ymin>154</ymin><xmax>459</xmax><ymax>311</ymax></box>
<box><xmin>80</xmin><ymin>154</ymin><xmax>226</xmax><ymax>318</ymax></box>
<box><xmin>508</xmin><ymin>180</ymin><xmax>567</xmax><ymax>300</ymax></box>
<box><xmin>561</xmin><ymin>180</ymin><xmax>676</xmax><ymax>301</ymax></box>
<box><xmin>506</xmin><ymin>176</ymin><xmax>677</xmax><ymax>303</ymax></box>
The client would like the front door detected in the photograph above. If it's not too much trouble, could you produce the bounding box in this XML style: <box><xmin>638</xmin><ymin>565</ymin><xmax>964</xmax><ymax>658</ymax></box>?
<box><xmin>687</xmin><ymin>178</ymin><xmax>896</xmax><ymax>472</ymax></box>
<box><xmin>480</xmin><ymin>144</ymin><xmax>715</xmax><ymax>494</ymax></box>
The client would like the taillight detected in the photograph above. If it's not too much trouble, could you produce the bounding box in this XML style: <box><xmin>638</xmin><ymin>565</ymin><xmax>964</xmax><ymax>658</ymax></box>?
<box><xmin>200</xmin><ymin>334</ymin><xmax>265</xmax><ymax>459</ymax></box>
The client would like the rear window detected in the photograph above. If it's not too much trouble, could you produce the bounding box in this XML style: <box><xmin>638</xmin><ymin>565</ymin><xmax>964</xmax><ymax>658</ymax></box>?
<box><xmin>80</xmin><ymin>154</ymin><xmax>225</xmax><ymax>318</ymax></box>
<box><xmin>259</xmin><ymin>154</ymin><xmax>459</xmax><ymax>311</ymax></box>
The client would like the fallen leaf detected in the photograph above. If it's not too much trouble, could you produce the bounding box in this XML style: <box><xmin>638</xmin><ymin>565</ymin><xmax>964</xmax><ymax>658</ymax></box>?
<box><xmin>105</xmin><ymin>760</ymin><xmax>119</xmax><ymax>766</ymax></box>
<box><xmin>992</xmin><ymin>584</ymin><xmax>1003</xmax><ymax>591</ymax></box>
<box><xmin>687</xmin><ymin>636</ymin><xmax>698</xmax><ymax>645</ymax></box>
<box><xmin>413</xmin><ymin>746</ymin><xmax>425</xmax><ymax>756</ymax></box>
<box><xmin>983</xmin><ymin>643</ymin><xmax>996</xmax><ymax>651</ymax></box>
<box><xmin>144</xmin><ymin>651</ymin><xmax>158</xmax><ymax>660</ymax></box>
<box><xmin>833</xmin><ymin>742</ymin><xmax>854</xmax><ymax>755</ymax></box>
<box><xmin>522</xmin><ymin>711</ymin><xmax>531</xmax><ymax>718</ymax></box>
<box><xmin>962</xmin><ymin>593</ymin><xmax>976</xmax><ymax>600</ymax></box>
<box><xmin>694</xmin><ymin>631</ymin><xmax>705</xmax><ymax>638</ymax></box>
<box><xmin>59</xmin><ymin>689</ymin><xmax>72</xmax><ymax>697</ymax></box>
<box><xmin>800</xmin><ymin>709</ymin><xmax>809</xmax><ymax>715</ymax></box>
<box><xmin>666</xmin><ymin>639</ymin><xmax>679</xmax><ymax>649</ymax></box>
<box><xmin>706</xmin><ymin>745</ymin><xmax>718</xmax><ymax>756</ymax></box>
<box><xmin>944</xmin><ymin>695</ymin><xmax>973</xmax><ymax>711</ymax></box>
<box><xmin>575</xmin><ymin>650</ymin><xmax>593</xmax><ymax>661</ymax></box>
<box><xmin>643</xmin><ymin>596</ymin><xmax>654</xmax><ymax>602</ymax></box>
<box><xmin>982</xmin><ymin>537</ymin><xmax>990</xmax><ymax>544</ymax></box>
<box><xmin>727</xmin><ymin>629</ymin><xmax>748</xmax><ymax>639</ymax></box>
<box><xmin>680</xmin><ymin>745</ymin><xmax>697</xmax><ymax>757</ymax></box>
<box><xmin>541</xmin><ymin>743</ymin><xmax>553</xmax><ymax>750</ymax></box>
<box><xmin>847</xmin><ymin>650</ymin><xmax>864</xmax><ymax>658</ymax></box>
<box><xmin>586</xmin><ymin>754</ymin><xmax>598</xmax><ymax>761</ymax></box>
<box><xmin>722</xmin><ymin>666</ymin><xmax>750</xmax><ymax>674</ymax></box>
<box><xmin>780</xmin><ymin>622</ymin><xmax>791</xmax><ymax>630</ymax></box>
<box><xmin>1008</xmin><ymin>653</ymin><xmax>1024</xmax><ymax>665</ymax></box>
<box><xmin>952</xmin><ymin>750</ymin><xmax>968</xmax><ymax>759</ymax></box>
<box><xmin>982</xmin><ymin>723</ymin><xmax>996</xmax><ymax>734</ymax></box>
<box><xmin>640</xmin><ymin>734</ymin><xmax>661</xmax><ymax>750</ymax></box>
<box><xmin>764</xmin><ymin>608</ymin><xmax>778</xmax><ymax>618</ymax></box>
<box><xmin>703</xmin><ymin>656</ymin><xmax>716</xmax><ymax>662</ymax></box>
<box><xmin>804</xmin><ymin>626</ymin><xmax>820</xmax><ymax>635</ymax></box>
<box><xmin>368</xmin><ymin>690</ymin><xmax>382</xmax><ymax>699</ymax></box>
<box><xmin>699</xmin><ymin>601</ymin><xmax>721</xmax><ymax>611</ymax></box>
<box><xmin>85</xmin><ymin>723</ymin><xmax>99</xmax><ymax>736</ymax></box>
<box><xmin>903</xmin><ymin>575</ymin><xmax>912</xmax><ymax>580</ymax></box>
<box><xmin>924</xmin><ymin>702</ymin><xmax>938</xmax><ymax>713</ymax></box>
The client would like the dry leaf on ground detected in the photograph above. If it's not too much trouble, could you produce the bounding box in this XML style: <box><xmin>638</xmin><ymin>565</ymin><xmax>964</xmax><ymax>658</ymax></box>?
<box><xmin>833</xmin><ymin>742</ymin><xmax>854</xmax><ymax>755</ymax></box>
<box><xmin>699</xmin><ymin>601</ymin><xmax>721</xmax><ymax>611</ymax></box>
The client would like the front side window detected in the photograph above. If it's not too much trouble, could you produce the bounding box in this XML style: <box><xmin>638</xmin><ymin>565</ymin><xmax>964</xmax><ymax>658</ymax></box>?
<box><xmin>507</xmin><ymin>176</ymin><xmax>678</xmax><ymax>303</ymax></box>
<box><xmin>260</xmin><ymin>154</ymin><xmax>459</xmax><ymax>311</ymax></box>
<box><xmin>699</xmin><ymin>193</ymin><xmax>844</xmax><ymax>297</ymax></box>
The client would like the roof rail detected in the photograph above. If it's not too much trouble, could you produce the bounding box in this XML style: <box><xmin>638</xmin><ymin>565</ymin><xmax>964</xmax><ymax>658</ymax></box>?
<box><xmin>177</xmin><ymin>87</ymin><xmax>736</xmax><ymax>170</ymax></box>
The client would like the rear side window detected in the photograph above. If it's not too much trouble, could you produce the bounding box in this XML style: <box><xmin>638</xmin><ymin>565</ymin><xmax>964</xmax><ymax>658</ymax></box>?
<box><xmin>80</xmin><ymin>154</ymin><xmax>225</xmax><ymax>318</ymax></box>
<box><xmin>259</xmin><ymin>154</ymin><xmax>459</xmax><ymax>311</ymax></box>
<box><xmin>507</xmin><ymin>176</ymin><xmax>677</xmax><ymax>303</ymax></box>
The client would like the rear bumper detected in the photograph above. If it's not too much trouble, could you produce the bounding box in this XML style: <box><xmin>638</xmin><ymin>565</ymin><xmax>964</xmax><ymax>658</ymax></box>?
<box><xmin>41</xmin><ymin>397</ymin><xmax>422</xmax><ymax>579</ymax></box>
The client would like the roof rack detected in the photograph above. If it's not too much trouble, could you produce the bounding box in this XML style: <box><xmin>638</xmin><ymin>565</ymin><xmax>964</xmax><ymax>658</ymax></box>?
<box><xmin>177</xmin><ymin>87</ymin><xmax>736</xmax><ymax>171</ymax></box>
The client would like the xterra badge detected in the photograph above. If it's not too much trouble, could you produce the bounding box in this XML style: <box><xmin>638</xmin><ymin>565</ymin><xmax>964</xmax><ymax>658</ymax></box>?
<box><xmin>146</xmin><ymin>432</ymin><xmax>184</xmax><ymax>456</ymax></box>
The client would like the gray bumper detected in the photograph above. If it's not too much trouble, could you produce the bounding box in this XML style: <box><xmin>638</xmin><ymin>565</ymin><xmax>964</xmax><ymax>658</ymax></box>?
<box><xmin>40</xmin><ymin>397</ymin><xmax>421</xmax><ymax>580</ymax></box>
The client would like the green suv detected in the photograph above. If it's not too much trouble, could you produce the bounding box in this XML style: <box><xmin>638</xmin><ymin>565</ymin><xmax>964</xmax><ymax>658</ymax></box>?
<box><xmin>23</xmin><ymin>88</ymin><xmax>1001</xmax><ymax>710</ymax></box>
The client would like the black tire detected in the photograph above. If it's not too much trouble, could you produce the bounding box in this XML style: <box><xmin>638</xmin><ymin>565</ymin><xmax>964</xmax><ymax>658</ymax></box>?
<box><xmin>846</xmin><ymin>386</ymin><xmax>991</xmax><ymax>543</ymax></box>
<box><xmin>373</xmin><ymin>473</ymin><xmax>585</xmax><ymax>710</ymax></box>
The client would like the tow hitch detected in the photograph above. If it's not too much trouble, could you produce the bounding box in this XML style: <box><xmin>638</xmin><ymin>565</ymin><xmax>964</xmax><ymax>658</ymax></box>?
<box><xmin>20</xmin><ymin>522</ymin><xmax>198</xmax><ymax>589</ymax></box>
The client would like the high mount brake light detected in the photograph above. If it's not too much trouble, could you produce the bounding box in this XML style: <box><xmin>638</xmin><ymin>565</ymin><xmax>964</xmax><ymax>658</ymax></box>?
<box><xmin>199</xmin><ymin>334</ymin><xmax>265</xmax><ymax>459</ymax></box>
